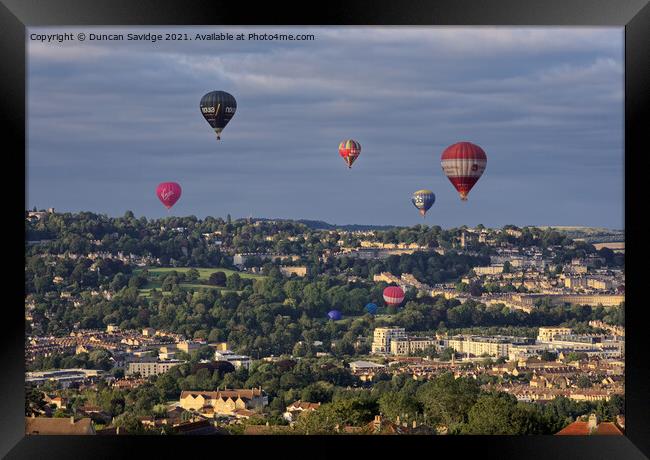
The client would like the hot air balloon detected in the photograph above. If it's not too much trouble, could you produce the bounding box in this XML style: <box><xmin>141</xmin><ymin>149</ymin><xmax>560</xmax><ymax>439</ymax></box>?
<box><xmin>200</xmin><ymin>90</ymin><xmax>237</xmax><ymax>140</ymax></box>
<box><xmin>156</xmin><ymin>182</ymin><xmax>182</xmax><ymax>210</ymax></box>
<box><xmin>338</xmin><ymin>139</ymin><xmax>361</xmax><ymax>169</ymax></box>
<box><xmin>411</xmin><ymin>190</ymin><xmax>436</xmax><ymax>217</ymax></box>
<box><xmin>440</xmin><ymin>142</ymin><xmax>487</xmax><ymax>201</ymax></box>
<box><xmin>365</xmin><ymin>303</ymin><xmax>378</xmax><ymax>315</ymax></box>
<box><xmin>327</xmin><ymin>310</ymin><xmax>342</xmax><ymax>321</ymax></box>
<box><xmin>383</xmin><ymin>286</ymin><xmax>405</xmax><ymax>308</ymax></box>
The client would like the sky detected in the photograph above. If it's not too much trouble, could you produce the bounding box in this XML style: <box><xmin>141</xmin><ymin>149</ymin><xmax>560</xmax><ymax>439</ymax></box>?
<box><xmin>27</xmin><ymin>27</ymin><xmax>624</xmax><ymax>229</ymax></box>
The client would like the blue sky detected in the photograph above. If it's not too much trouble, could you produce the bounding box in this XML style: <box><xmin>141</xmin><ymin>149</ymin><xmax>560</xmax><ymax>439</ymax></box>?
<box><xmin>27</xmin><ymin>27</ymin><xmax>624</xmax><ymax>229</ymax></box>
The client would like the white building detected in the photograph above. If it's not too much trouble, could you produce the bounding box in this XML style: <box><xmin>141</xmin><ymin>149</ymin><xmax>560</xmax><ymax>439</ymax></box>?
<box><xmin>508</xmin><ymin>344</ymin><xmax>551</xmax><ymax>361</ymax></box>
<box><xmin>371</xmin><ymin>327</ymin><xmax>406</xmax><ymax>354</ymax></box>
<box><xmin>474</xmin><ymin>265</ymin><xmax>504</xmax><ymax>276</ymax></box>
<box><xmin>349</xmin><ymin>360</ymin><xmax>386</xmax><ymax>373</ymax></box>
<box><xmin>446</xmin><ymin>335</ymin><xmax>533</xmax><ymax>358</ymax></box>
<box><xmin>390</xmin><ymin>337</ymin><xmax>439</xmax><ymax>356</ymax></box>
<box><xmin>26</xmin><ymin>368</ymin><xmax>104</xmax><ymax>388</ymax></box>
<box><xmin>126</xmin><ymin>359</ymin><xmax>185</xmax><ymax>377</ymax></box>
<box><xmin>537</xmin><ymin>327</ymin><xmax>573</xmax><ymax>342</ymax></box>
<box><xmin>214</xmin><ymin>350</ymin><xmax>252</xmax><ymax>370</ymax></box>
<box><xmin>587</xmin><ymin>278</ymin><xmax>614</xmax><ymax>291</ymax></box>
<box><xmin>279</xmin><ymin>266</ymin><xmax>307</xmax><ymax>277</ymax></box>
<box><xmin>283</xmin><ymin>401</ymin><xmax>321</xmax><ymax>423</ymax></box>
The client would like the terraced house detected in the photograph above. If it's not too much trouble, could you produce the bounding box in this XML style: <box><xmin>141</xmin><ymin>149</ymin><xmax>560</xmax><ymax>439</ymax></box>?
<box><xmin>179</xmin><ymin>388</ymin><xmax>268</xmax><ymax>415</ymax></box>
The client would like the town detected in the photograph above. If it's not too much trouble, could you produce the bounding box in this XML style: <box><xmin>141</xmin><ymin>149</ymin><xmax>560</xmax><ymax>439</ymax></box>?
<box><xmin>25</xmin><ymin>209</ymin><xmax>625</xmax><ymax>435</ymax></box>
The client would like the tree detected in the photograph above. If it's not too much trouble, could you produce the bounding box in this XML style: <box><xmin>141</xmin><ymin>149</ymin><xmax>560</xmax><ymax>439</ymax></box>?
<box><xmin>208</xmin><ymin>271</ymin><xmax>227</xmax><ymax>287</ymax></box>
<box><xmin>211</xmin><ymin>361</ymin><xmax>236</xmax><ymax>377</ymax></box>
<box><xmin>155</xmin><ymin>373</ymin><xmax>180</xmax><ymax>399</ymax></box>
<box><xmin>293</xmin><ymin>408</ymin><xmax>337</xmax><ymax>434</ymax></box>
<box><xmin>462</xmin><ymin>393</ymin><xmax>548</xmax><ymax>435</ymax></box>
<box><xmin>25</xmin><ymin>388</ymin><xmax>47</xmax><ymax>416</ymax></box>
<box><xmin>416</xmin><ymin>373</ymin><xmax>480</xmax><ymax>429</ymax></box>
<box><xmin>439</xmin><ymin>347</ymin><xmax>455</xmax><ymax>361</ymax></box>
<box><xmin>195</xmin><ymin>345</ymin><xmax>216</xmax><ymax>361</ymax></box>
<box><xmin>576</xmin><ymin>375</ymin><xmax>592</xmax><ymax>389</ymax></box>
<box><xmin>110</xmin><ymin>273</ymin><xmax>128</xmax><ymax>291</ymax></box>
<box><xmin>207</xmin><ymin>328</ymin><xmax>222</xmax><ymax>343</ymax></box>
<box><xmin>152</xmin><ymin>404</ymin><xmax>167</xmax><ymax>418</ymax></box>
<box><xmin>112</xmin><ymin>368</ymin><xmax>125</xmax><ymax>379</ymax></box>
<box><xmin>186</xmin><ymin>268</ymin><xmax>200</xmax><ymax>283</ymax></box>
<box><xmin>53</xmin><ymin>408</ymin><xmax>68</xmax><ymax>418</ymax></box>
<box><xmin>128</xmin><ymin>273</ymin><xmax>147</xmax><ymax>289</ymax></box>
<box><xmin>88</xmin><ymin>349</ymin><xmax>113</xmax><ymax>370</ymax></box>
<box><xmin>34</xmin><ymin>276</ymin><xmax>53</xmax><ymax>294</ymax></box>
<box><xmin>564</xmin><ymin>352</ymin><xmax>588</xmax><ymax>363</ymax></box>
<box><xmin>540</xmin><ymin>350</ymin><xmax>558</xmax><ymax>362</ymax></box>
<box><xmin>113</xmin><ymin>412</ymin><xmax>146</xmax><ymax>434</ymax></box>
<box><xmin>378</xmin><ymin>392</ymin><xmax>420</xmax><ymax>422</ymax></box>
<box><xmin>292</xmin><ymin>342</ymin><xmax>309</xmax><ymax>358</ymax></box>
<box><xmin>226</xmin><ymin>273</ymin><xmax>242</xmax><ymax>290</ymax></box>
<box><xmin>301</xmin><ymin>382</ymin><xmax>334</xmax><ymax>404</ymax></box>
<box><xmin>469</xmin><ymin>282</ymin><xmax>483</xmax><ymax>297</ymax></box>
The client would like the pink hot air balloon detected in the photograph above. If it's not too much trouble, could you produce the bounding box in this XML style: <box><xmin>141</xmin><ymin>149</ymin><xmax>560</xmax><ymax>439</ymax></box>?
<box><xmin>383</xmin><ymin>286</ymin><xmax>405</xmax><ymax>307</ymax></box>
<box><xmin>156</xmin><ymin>182</ymin><xmax>182</xmax><ymax>210</ymax></box>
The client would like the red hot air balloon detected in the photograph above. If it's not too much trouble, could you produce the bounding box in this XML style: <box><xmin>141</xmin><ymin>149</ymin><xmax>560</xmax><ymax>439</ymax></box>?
<box><xmin>156</xmin><ymin>182</ymin><xmax>182</xmax><ymax>210</ymax></box>
<box><xmin>440</xmin><ymin>142</ymin><xmax>487</xmax><ymax>201</ymax></box>
<box><xmin>339</xmin><ymin>139</ymin><xmax>361</xmax><ymax>169</ymax></box>
<box><xmin>383</xmin><ymin>286</ymin><xmax>405</xmax><ymax>307</ymax></box>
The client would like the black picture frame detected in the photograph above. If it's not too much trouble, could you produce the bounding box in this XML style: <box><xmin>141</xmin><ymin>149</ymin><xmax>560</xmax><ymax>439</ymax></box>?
<box><xmin>3</xmin><ymin>0</ymin><xmax>648</xmax><ymax>458</ymax></box>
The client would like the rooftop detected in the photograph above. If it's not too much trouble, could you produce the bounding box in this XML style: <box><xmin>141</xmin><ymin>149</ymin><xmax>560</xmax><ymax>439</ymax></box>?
<box><xmin>25</xmin><ymin>417</ymin><xmax>95</xmax><ymax>435</ymax></box>
<box><xmin>180</xmin><ymin>388</ymin><xmax>264</xmax><ymax>401</ymax></box>
<box><xmin>556</xmin><ymin>418</ymin><xmax>623</xmax><ymax>436</ymax></box>
<box><xmin>287</xmin><ymin>401</ymin><xmax>321</xmax><ymax>411</ymax></box>
<box><xmin>349</xmin><ymin>360</ymin><xmax>386</xmax><ymax>369</ymax></box>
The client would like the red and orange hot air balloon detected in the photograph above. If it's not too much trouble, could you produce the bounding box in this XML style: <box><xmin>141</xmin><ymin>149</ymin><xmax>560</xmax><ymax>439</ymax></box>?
<box><xmin>156</xmin><ymin>182</ymin><xmax>182</xmax><ymax>210</ymax></box>
<box><xmin>383</xmin><ymin>286</ymin><xmax>405</xmax><ymax>308</ymax></box>
<box><xmin>339</xmin><ymin>139</ymin><xmax>361</xmax><ymax>169</ymax></box>
<box><xmin>440</xmin><ymin>142</ymin><xmax>487</xmax><ymax>201</ymax></box>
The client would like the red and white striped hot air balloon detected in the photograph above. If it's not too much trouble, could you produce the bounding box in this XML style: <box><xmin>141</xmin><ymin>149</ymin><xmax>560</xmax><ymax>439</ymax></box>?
<box><xmin>440</xmin><ymin>142</ymin><xmax>487</xmax><ymax>201</ymax></box>
<box><xmin>383</xmin><ymin>286</ymin><xmax>405</xmax><ymax>307</ymax></box>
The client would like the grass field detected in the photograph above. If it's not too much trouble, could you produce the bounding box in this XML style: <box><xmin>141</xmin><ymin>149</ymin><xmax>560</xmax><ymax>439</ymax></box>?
<box><xmin>314</xmin><ymin>311</ymin><xmax>396</xmax><ymax>323</ymax></box>
<box><xmin>137</xmin><ymin>267</ymin><xmax>266</xmax><ymax>280</ymax></box>
<box><xmin>135</xmin><ymin>266</ymin><xmax>266</xmax><ymax>297</ymax></box>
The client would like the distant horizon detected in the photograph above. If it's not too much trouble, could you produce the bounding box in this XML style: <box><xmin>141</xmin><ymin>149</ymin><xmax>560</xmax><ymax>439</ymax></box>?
<box><xmin>25</xmin><ymin>206</ymin><xmax>624</xmax><ymax>232</ymax></box>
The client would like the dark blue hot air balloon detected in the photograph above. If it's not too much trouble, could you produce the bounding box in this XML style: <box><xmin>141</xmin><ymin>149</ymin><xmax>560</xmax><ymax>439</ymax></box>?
<box><xmin>365</xmin><ymin>303</ymin><xmax>378</xmax><ymax>315</ymax></box>
<box><xmin>327</xmin><ymin>310</ymin><xmax>342</xmax><ymax>321</ymax></box>
<box><xmin>200</xmin><ymin>90</ymin><xmax>237</xmax><ymax>140</ymax></box>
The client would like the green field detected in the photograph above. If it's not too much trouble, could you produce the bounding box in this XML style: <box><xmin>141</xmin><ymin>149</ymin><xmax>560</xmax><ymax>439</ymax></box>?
<box><xmin>138</xmin><ymin>267</ymin><xmax>265</xmax><ymax>280</ymax></box>
<box><xmin>135</xmin><ymin>267</ymin><xmax>266</xmax><ymax>297</ymax></box>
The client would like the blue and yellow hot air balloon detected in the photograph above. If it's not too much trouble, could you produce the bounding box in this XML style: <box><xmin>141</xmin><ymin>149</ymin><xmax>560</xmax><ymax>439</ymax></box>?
<box><xmin>365</xmin><ymin>303</ymin><xmax>378</xmax><ymax>315</ymax></box>
<box><xmin>411</xmin><ymin>189</ymin><xmax>436</xmax><ymax>217</ymax></box>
